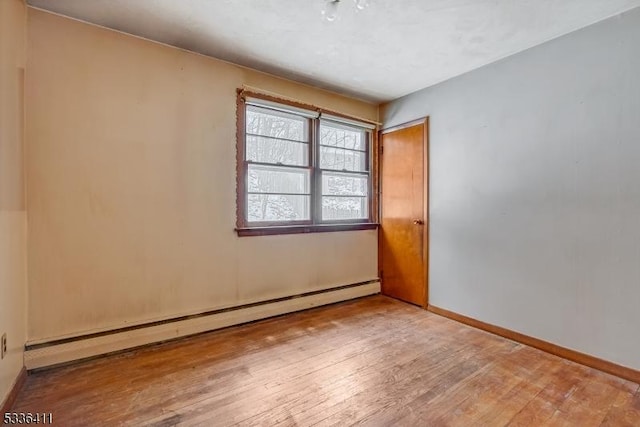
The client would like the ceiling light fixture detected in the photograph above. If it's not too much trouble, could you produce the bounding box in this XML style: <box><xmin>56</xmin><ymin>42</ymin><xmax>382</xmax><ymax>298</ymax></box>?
<box><xmin>322</xmin><ymin>0</ymin><xmax>370</xmax><ymax>22</ymax></box>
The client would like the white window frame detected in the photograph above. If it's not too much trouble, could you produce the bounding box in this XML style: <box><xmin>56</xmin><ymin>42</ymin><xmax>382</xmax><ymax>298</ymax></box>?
<box><xmin>236</xmin><ymin>92</ymin><xmax>378</xmax><ymax>236</ymax></box>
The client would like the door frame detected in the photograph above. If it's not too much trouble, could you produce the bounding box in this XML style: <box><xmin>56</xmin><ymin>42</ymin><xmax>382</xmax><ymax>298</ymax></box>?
<box><xmin>378</xmin><ymin>117</ymin><xmax>430</xmax><ymax>308</ymax></box>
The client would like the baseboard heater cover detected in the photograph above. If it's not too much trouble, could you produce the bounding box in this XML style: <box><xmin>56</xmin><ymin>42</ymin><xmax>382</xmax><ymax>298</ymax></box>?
<box><xmin>25</xmin><ymin>280</ymin><xmax>380</xmax><ymax>370</ymax></box>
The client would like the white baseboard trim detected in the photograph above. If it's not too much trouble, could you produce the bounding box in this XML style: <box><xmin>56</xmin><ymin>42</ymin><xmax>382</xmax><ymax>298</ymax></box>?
<box><xmin>24</xmin><ymin>281</ymin><xmax>380</xmax><ymax>370</ymax></box>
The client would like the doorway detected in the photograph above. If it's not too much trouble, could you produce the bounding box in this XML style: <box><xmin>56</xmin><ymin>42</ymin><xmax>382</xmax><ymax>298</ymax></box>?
<box><xmin>379</xmin><ymin>119</ymin><xmax>428</xmax><ymax>307</ymax></box>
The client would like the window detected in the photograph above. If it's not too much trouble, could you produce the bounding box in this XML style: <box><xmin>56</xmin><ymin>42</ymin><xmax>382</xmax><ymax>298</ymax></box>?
<box><xmin>236</xmin><ymin>92</ymin><xmax>378</xmax><ymax>236</ymax></box>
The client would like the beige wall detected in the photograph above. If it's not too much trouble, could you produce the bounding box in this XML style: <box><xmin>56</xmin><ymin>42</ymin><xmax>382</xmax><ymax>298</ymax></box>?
<box><xmin>26</xmin><ymin>9</ymin><xmax>378</xmax><ymax>342</ymax></box>
<box><xmin>0</xmin><ymin>0</ymin><xmax>27</xmax><ymax>404</ymax></box>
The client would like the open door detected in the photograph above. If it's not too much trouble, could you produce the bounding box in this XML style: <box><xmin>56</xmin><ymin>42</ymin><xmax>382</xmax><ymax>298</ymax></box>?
<box><xmin>379</xmin><ymin>119</ymin><xmax>428</xmax><ymax>307</ymax></box>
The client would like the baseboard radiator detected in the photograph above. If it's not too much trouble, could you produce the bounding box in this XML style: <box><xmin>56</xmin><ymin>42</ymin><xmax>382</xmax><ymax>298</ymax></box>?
<box><xmin>25</xmin><ymin>280</ymin><xmax>380</xmax><ymax>370</ymax></box>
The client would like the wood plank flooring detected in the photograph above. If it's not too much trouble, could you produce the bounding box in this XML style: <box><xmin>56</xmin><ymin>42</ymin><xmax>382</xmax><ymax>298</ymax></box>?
<box><xmin>11</xmin><ymin>296</ymin><xmax>640</xmax><ymax>426</ymax></box>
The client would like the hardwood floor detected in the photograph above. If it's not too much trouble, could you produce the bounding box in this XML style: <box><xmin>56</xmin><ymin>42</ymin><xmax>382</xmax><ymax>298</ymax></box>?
<box><xmin>11</xmin><ymin>296</ymin><xmax>640</xmax><ymax>426</ymax></box>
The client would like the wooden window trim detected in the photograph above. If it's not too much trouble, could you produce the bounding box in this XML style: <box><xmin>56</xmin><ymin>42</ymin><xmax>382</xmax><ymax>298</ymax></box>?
<box><xmin>236</xmin><ymin>89</ymin><xmax>379</xmax><ymax>237</ymax></box>
<box><xmin>236</xmin><ymin>222</ymin><xmax>379</xmax><ymax>237</ymax></box>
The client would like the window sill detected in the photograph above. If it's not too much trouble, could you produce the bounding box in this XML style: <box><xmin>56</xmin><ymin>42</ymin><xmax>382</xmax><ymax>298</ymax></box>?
<box><xmin>236</xmin><ymin>223</ymin><xmax>379</xmax><ymax>237</ymax></box>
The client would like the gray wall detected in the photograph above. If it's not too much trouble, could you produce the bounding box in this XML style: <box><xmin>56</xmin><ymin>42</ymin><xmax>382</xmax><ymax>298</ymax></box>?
<box><xmin>382</xmin><ymin>7</ymin><xmax>640</xmax><ymax>370</ymax></box>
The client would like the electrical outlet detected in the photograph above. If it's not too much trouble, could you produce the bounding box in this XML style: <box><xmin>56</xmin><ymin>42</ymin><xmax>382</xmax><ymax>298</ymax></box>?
<box><xmin>1</xmin><ymin>333</ymin><xmax>6</xmax><ymax>359</ymax></box>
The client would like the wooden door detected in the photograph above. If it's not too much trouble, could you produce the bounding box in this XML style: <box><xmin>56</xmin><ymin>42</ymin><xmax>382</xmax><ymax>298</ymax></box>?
<box><xmin>379</xmin><ymin>120</ymin><xmax>428</xmax><ymax>307</ymax></box>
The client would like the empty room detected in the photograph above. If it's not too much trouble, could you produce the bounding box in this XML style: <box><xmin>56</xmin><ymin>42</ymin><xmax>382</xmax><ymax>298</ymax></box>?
<box><xmin>1</xmin><ymin>0</ymin><xmax>639</xmax><ymax>425</ymax></box>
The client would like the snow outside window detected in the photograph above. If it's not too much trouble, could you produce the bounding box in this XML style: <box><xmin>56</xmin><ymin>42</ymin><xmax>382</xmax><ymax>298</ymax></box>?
<box><xmin>239</xmin><ymin>97</ymin><xmax>374</xmax><ymax>232</ymax></box>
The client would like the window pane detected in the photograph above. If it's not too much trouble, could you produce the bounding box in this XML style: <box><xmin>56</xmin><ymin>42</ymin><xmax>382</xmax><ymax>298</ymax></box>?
<box><xmin>322</xmin><ymin>196</ymin><xmax>368</xmax><ymax>220</ymax></box>
<box><xmin>248</xmin><ymin>194</ymin><xmax>310</xmax><ymax>222</ymax></box>
<box><xmin>248</xmin><ymin>164</ymin><xmax>310</xmax><ymax>194</ymax></box>
<box><xmin>320</xmin><ymin>146</ymin><xmax>367</xmax><ymax>172</ymax></box>
<box><xmin>320</xmin><ymin>121</ymin><xmax>366</xmax><ymax>150</ymax></box>
<box><xmin>322</xmin><ymin>171</ymin><xmax>368</xmax><ymax>196</ymax></box>
<box><xmin>247</xmin><ymin>136</ymin><xmax>308</xmax><ymax>166</ymax></box>
<box><xmin>246</xmin><ymin>106</ymin><xmax>308</xmax><ymax>142</ymax></box>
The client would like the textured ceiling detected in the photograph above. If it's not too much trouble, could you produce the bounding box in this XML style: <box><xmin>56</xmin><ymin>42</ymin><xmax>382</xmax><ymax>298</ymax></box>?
<box><xmin>27</xmin><ymin>0</ymin><xmax>640</xmax><ymax>102</ymax></box>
